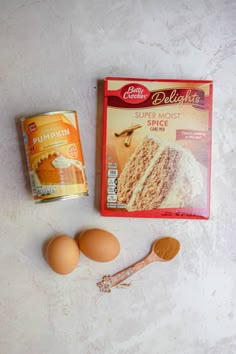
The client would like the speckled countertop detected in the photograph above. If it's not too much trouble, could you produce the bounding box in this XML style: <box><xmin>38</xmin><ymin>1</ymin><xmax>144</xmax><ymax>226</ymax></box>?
<box><xmin>0</xmin><ymin>1</ymin><xmax>236</xmax><ymax>353</ymax></box>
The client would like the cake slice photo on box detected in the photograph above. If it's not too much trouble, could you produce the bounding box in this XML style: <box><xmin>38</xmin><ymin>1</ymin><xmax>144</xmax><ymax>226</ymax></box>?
<box><xmin>117</xmin><ymin>134</ymin><xmax>204</xmax><ymax>211</ymax></box>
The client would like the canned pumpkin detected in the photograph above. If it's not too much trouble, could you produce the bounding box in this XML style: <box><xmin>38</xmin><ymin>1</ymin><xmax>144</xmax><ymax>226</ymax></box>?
<box><xmin>21</xmin><ymin>110</ymin><xmax>88</xmax><ymax>202</ymax></box>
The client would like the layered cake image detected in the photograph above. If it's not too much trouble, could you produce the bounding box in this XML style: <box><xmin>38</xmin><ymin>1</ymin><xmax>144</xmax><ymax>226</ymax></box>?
<box><xmin>33</xmin><ymin>153</ymin><xmax>84</xmax><ymax>185</ymax></box>
<box><xmin>117</xmin><ymin>135</ymin><xmax>203</xmax><ymax>211</ymax></box>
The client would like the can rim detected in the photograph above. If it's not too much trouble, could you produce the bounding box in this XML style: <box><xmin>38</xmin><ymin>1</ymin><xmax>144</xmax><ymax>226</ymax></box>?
<box><xmin>35</xmin><ymin>192</ymin><xmax>88</xmax><ymax>203</ymax></box>
<box><xmin>20</xmin><ymin>110</ymin><xmax>77</xmax><ymax>121</ymax></box>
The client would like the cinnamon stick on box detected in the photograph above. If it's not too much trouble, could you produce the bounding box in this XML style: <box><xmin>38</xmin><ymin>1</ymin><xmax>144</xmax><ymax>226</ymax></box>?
<box><xmin>124</xmin><ymin>132</ymin><xmax>133</xmax><ymax>147</ymax></box>
<box><xmin>114</xmin><ymin>124</ymin><xmax>142</xmax><ymax>137</ymax></box>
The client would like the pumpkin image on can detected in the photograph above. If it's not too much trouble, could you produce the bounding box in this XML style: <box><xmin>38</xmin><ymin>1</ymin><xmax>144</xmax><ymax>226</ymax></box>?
<box><xmin>21</xmin><ymin>111</ymin><xmax>88</xmax><ymax>203</ymax></box>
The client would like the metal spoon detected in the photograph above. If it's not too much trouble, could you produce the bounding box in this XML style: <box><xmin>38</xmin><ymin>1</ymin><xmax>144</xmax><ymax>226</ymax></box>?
<box><xmin>97</xmin><ymin>236</ymin><xmax>180</xmax><ymax>293</ymax></box>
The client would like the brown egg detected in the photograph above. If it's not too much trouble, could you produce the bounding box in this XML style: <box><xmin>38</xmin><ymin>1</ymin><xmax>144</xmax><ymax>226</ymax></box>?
<box><xmin>77</xmin><ymin>228</ymin><xmax>120</xmax><ymax>262</ymax></box>
<box><xmin>45</xmin><ymin>235</ymin><xmax>80</xmax><ymax>275</ymax></box>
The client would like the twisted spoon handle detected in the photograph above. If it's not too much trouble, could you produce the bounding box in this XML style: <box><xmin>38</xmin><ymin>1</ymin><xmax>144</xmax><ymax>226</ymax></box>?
<box><xmin>97</xmin><ymin>253</ymin><xmax>157</xmax><ymax>293</ymax></box>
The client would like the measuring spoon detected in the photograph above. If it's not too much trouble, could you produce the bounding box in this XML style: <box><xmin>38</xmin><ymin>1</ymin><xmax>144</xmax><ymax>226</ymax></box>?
<box><xmin>97</xmin><ymin>236</ymin><xmax>180</xmax><ymax>293</ymax></box>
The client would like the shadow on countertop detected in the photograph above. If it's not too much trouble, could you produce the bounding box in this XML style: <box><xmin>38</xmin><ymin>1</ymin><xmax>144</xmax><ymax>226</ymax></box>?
<box><xmin>94</xmin><ymin>79</ymin><xmax>104</xmax><ymax>213</ymax></box>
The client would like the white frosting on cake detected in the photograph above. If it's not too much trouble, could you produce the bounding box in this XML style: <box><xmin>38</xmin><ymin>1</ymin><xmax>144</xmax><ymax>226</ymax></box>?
<box><xmin>161</xmin><ymin>147</ymin><xmax>203</xmax><ymax>208</ymax></box>
<box><xmin>126</xmin><ymin>134</ymin><xmax>203</xmax><ymax>210</ymax></box>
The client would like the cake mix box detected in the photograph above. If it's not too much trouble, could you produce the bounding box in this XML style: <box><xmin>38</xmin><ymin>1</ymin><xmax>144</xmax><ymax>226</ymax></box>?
<box><xmin>101</xmin><ymin>77</ymin><xmax>213</xmax><ymax>219</ymax></box>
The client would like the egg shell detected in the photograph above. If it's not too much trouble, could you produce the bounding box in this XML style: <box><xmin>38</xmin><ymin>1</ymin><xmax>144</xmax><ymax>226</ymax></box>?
<box><xmin>78</xmin><ymin>228</ymin><xmax>120</xmax><ymax>262</ymax></box>
<box><xmin>45</xmin><ymin>235</ymin><xmax>80</xmax><ymax>275</ymax></box>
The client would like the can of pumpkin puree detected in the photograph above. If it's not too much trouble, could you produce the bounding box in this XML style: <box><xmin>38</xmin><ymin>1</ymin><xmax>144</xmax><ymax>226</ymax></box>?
<box><xmin>21</xmin><ymin>110</ymin><xmax>89</xmax><ymax>202</ymax></box>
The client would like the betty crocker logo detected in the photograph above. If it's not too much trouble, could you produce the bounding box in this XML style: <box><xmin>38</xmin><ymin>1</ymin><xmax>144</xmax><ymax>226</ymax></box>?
<box><xmin>120</xmin><ymin>83</ymin><xmax>150</xmax><ymax>104</ymax></box>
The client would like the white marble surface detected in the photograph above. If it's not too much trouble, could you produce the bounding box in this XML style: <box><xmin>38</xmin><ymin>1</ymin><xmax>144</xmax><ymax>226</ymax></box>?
<box><xmin>0</xmin><ymin>1</ymin><xmax>236</xmax><ymax>353</ymax></box>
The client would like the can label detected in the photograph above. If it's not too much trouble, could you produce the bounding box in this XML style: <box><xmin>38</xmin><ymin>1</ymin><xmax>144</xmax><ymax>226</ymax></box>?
<box><xmin>21</xmin><ymin>111</ymin><xmax>88</xmax><ymax>202</ymax></box>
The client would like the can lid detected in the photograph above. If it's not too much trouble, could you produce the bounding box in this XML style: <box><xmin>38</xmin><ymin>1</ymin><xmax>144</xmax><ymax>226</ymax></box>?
<box><xmin>20</xmin><ymin>110</ymin><xmax>77</xmax><ymax>121</ymax></box>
